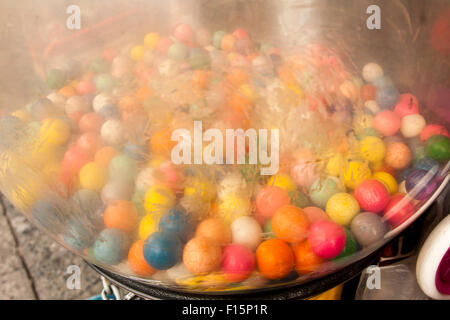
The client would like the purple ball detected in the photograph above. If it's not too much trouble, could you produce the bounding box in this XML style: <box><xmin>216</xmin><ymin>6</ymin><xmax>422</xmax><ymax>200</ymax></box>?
<box><xmin>405</xmin><ymin>169</ymin><xmax>439</xmax><ymax>200</ymax></box>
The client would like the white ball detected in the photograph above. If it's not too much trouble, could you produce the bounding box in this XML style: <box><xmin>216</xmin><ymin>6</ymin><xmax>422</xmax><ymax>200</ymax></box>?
<box><xmin>364</xmin><ymin>100</ymin><xmax>381</xmax><ymax>115</ymax></box>
<box><xmin>362</xmin><ymin>63</ymin><xmax>384</xmax><ymax>83</ymax></box>
<box><xmin>401</xmin><ymin>114</ymin><xmax>426</xmax><ymax>138</ymax></box>
<box><xmin>93</xmin><ymin>93</ymin><xmax>114</xmax><ymax>113</ymax></box>
<box><xmin>135</xmin><ymin>168</ymin><xmax>156</xmax><ymax>192</ymax></box>
<box><xmin>101</xmin><ymin>181</ymin><xmax>133</xmax><ymax>205</ymax></box>
<box><xmin>101</xmin><ymin>119</ymin><xmax>126</xmax><ymax>146</ymax></box>
<box><xmin>65</xmin><ymin>96</ymin><xmax>90</xmax><ymax>115</ymax></box>
<box><xmin>231</xmin><ymin>216</ymin><xmax>262</xmax><ymax>251</ymax></box>
<box><xmin>47</xmin><ymin>92</ymin><xmax>66</xmax><ymax>110</ymax></box>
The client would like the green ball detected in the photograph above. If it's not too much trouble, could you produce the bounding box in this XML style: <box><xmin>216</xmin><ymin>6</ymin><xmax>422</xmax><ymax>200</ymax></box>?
<box><xmin>109</xmin><ymin>154</ymin><xmax>138</xmax><ymax>183</ymax></box>
<box><xmin>309</xmin><ymin>176</ymin><xmax>344</xmax><ymax>209</ymax></box>
<box><xmin>426</xmin><ymin>135</ymin><xmax>450</xmax><ymax>161</ymax></box>
<box><xmin>332</xmin><ymin>228</ymin><xmax>357</xmax><ymax>261</ymax></box>
<box><xmin>212</xmin><ymin>30</ymin><xmax>226</xmax><ymax>49</ymax></box>
<box><xmin>167</xmin><ymin>42</ymin><xmax>189</xmax><ymax>61</ymax></box>
<box><xmin>90</xmin><ymin>58</ymin><xmax>110</xmax><ymax>73</ymax></box>
<box><xmin>46</xmin><ymin>69</ymin><xmax>66</xmax><ymax>89</ymax></box>
<box><xmin>263</xmin><ymin>219</ymin><xmax>275</xmax><ymax>239</ymax></box>
<box><xmin>289</xmin><ymin>190</ymin><xmax>310</xmax><ymax>208</ymax></box>
<box><xmin>95</xmin><ymin>74</ymin><xmax>116</xmax><ymax>93</ymax></box>
<box><xmin>189</xmin><ymin>49</ymin><xmax>211</xmax><ymax>70</ymax></box>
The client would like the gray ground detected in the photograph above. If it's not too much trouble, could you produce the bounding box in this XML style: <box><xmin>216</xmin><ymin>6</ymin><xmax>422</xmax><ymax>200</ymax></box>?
<box><xmin>0</xmin><ymin>193</ymin><xmax>103</xmax><ymax>300</ymax></box>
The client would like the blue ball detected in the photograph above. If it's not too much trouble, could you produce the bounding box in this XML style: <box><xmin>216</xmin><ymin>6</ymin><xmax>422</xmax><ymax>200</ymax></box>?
<box><xmin>159</xmin><ymin>208</ymin><xmax>193</xmax><ymax>242</ymax></box>
<box><xmin>143</xmin><ymin>232</ymin><xmax>182</xmax><ymax>270</ymax></box>
<box><xmin>98</xmin><ymin>104</ymin><xmax>119</xmax><ymax>119</ymax></box>
<box><xmin>63</xmin><ymin>219</ymin><xmax>96</xmax><ymax>251</ymax></box>
<box><xmin>376</xmin><ymin>85</ymin><xmax>399</xmax><ymax>109</ymax></box>
<box><xmin>93</xmin><ymin>228</ymin><xmax>130</xmax><ymax>265</ymax></box>
<box><xmin>414</xmin><ymin>157</ymin><xmax>440</xmax><ymax>174</ymax></box>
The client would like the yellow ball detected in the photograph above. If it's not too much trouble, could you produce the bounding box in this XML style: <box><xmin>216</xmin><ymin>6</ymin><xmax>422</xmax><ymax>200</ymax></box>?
<box><xmin>326</xmin><ymin>193</ymin><xmax>360</xmax><ymax>226</ymax></box>
<box><xmin>360</xmin><ymin>136</ymin><xmax>386</xmax><ymax>163</ymax></box>
<box><xmin>373</xmin><ymin>171</ymin><xmax>398</xmax><ymax>195</ymax></box>
<box><xmin>218</xmin><ymin>194</ymin><xmax>251</xmax><ymax>224</ymax></box>
<box><xmin>130</xmin><ymin>45</ymin><xmax>146</xmax><ymax>61</ymax></box>
<box><xmin>267</xmin><ymin>173</ymin><xmax>296</xmax><ymax>192</ymax></box>
<box><xmin>39</xmin><ymin>118</ymin><xmax>71</xmax><ymax>146</ymax></box>
<box><xmin>138</xmin><ymin>214</ymin><xmax>160</xmax><ymax>240</ymax></box>
<box><xmin>79</xmin><ymin>162</ymin><xmax>107</xmax><ymax>191</ymax></box>
<box><xmin>326</xmin><ymin>153</ymin><xmax>344</xmax><ymax>177</ymax></box>
<box><xmin>343</xmin><ymin>160</ymin><xmax>372</xmax><ymax>190</ymax></box>
<box><xmin>184</xmin><ymin>177</ymin><xmax>216</xmax><ymax>202</ymax></box>
<box><xmin>144</xmin><ymin>33</ymin><xmax>160</xmax><ymax>49</ymax></box>
<box><xmin>352</xmin><ymin>113</ymin><xmax>374</xmax><ymax>132</ymax></box>
<box><xmin>144</xmin><ymin>185</ymin><xmax>175</xmax><ymax>214</ymax></box>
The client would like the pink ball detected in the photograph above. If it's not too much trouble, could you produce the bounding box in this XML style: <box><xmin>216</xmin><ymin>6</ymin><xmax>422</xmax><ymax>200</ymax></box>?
<box><xmin>382</xmin><ymin>194</ymin><xmax>415</xmax><ymax>228</ymax></box>
<box><xmin>354</xmin><ymin>179</ymin><xmax>390</xmax><ymax>213</ymax></box>
<box><xmin>291</xmin><ymin>159</ymin><xmax>318</xmax><ymax>189</ymax></box>
<box><xmin>420</xmin><ymin>124</ymin><xmax>450</xmax><ymax>142</ymax></box>
<box><xmin>308</xmin><ymin>220</ymin><xmax>346</xmax><ymax>260</ymax></box>
<box><xmin>79</xmin><ymin>112</ymin><xmax>104</xmax><ymax>133</ymax></box>
<box><xmin>173</xmin><ymin>24</ymin><xmax>194</xmax><ymax>44</ymax></box>
<box><xmin>374</xmin><ymin>110</ymin><xmax>401</xmax><ymax>136</ymax></box>
<box><xmin>394</xmin><ymin>93</ymin><xmax>419</xmax><ymax>118</ymax></box>
<box><xmin>221</xmin><ymin>244</ymin><xmax>255</xmax><ymax>282</ymax></box>
<box><xmin>303</xmin><ymin>207</ymin><xmax>329</xmax><ymax>224</ymax></box>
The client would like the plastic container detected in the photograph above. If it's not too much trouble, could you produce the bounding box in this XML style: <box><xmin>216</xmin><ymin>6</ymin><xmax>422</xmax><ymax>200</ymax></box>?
<box><xmin>0</xmin><ymin>0</ymin><xmax>449</xmax><ymax>294</ymax></box>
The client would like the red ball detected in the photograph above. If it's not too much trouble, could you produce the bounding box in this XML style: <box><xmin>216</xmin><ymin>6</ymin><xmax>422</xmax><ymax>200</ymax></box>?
<box><xmin>382</xmin><ymin>194</ymin><xmax>415</xmax><ymax>228</ymax></box>
<box><xmin>360</xmin><ymin>84</ymin><xmax>376</xmax><ymax>102</ymax></box>
<box><xmin>156</xmin><ymin>37</ymin><xmax>173</xmax><ymax>54</ymax></box>
<box><xmin>76</xmin><ymin>80</ymin><xmax>96</xmax><ymax>95</ymax></box>
<box><xmin>76</xmin><ymin>132</ymin><xmax>102</xmax><ymax>157</ymax></box>
<box><xmin>420</xmin><ymin>124</ymin><xmax>450</xmax><ymax>142</ymax></box>
<box><xmin>354</xmin><ymin>179</ymin><xmax>390</xmax><ymax>213</ymax></box>
<box><xmin>62</xmin><ymin>145</ymin><xmax>90</xmax><ymax>174</ymax></box>
<box><xmin>394</xmin><ymin>93</ymin><xmax>419</xmax><ymax>118</ymax></box>
<box><xmin>232</xmin><ymin>29</ymin><xmax>250</xmax><ymax>40</ymax></box>
<box><xmin>308</xmin><ymin>220</ymin><xmax>346</xmax><ymax>260</ymax></box>
<box><xmin>221</xmin><ymin>244</ymin><xmax>255</xmax><ymax>282</ymax></box>
<box><xmin>374</xmin><ymin>110</ymin><xmax>401</xmax><ymax>136</ymax></box>
<box><xmin>173</xmin><ymin>24</ymin><xmax>194</xmax><ymax>44</ymax></box>
<box><xmin>79</xmin><ymin>112</ymin><xmax>104</xmax><ymax>133</ymax></box>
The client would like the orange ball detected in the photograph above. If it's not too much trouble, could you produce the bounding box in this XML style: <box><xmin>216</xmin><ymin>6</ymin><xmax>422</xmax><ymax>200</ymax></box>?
<box><xmin>150</xmin><ymin>130</ymin><xmax>176</xmax><ymax>157</ymax></box>
<box><xmin>128</xmin><ymin>240</ymin><xmax>156</xmax><ymax>277</ymax></box>
<box><xmin>183</xmin><ymin>236</ymin><xmax>222</xmax><ymax>275</ymax></box>
<box><xmin>256</xmin><ymin>239</ymin><xmax>294</xmax><ymax>280</ymax></box>
<box><xmin>221</xmin><ymin>34</ymin><xmax>237</xmax><ymax>51</ymax></box>
<box><xmin>272</xmin><ymin>205</ymin><xmax>310</xmax><ymax>243</ymax></box>
<box><xmin>104</xmin><ymin>200</ymin><xmax>139</xmax><ymax>232</ymax></box>
<box><xmin>195</xmin><ymin>217</ymin><xmax>232</xmax><ymax>246</ymax></box>
<box><xmin>226</xmin><ymin>68</ymin><xmax>249</xmax><ymax>88</ymax></box>
<box><xmin>385</xmin><ymin>142</ymin><xmax>412</xmax><ymax>170</ymax></box>
<box><xmin>292</xmin><ymin>240</ymin><xmax>323</xmax><ymax>275</ymax></box>
<box><xmin>59</xmin><ymin>85</ymin><xmax>77</xmax><ymax>98</ymax></box>
<box><xmin>95</xmin><ymin>146</ymin><xmax>118</xmax><ymax>166</ymax></box>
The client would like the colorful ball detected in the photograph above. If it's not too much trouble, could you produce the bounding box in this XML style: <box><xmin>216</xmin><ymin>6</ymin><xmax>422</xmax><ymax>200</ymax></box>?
<box><xmin>267</xmin><ymin>173</ymin><xmax>297</xmax><ymax>192</ymax></box>
<box><xmin>93</xmin><ymin>228</ymin><xmax>130</xmax><ymax>265</ymax></box>
<box><xmin>76</xmin><ymin>132</ymin><xmax>102</xmax><ymax>157</ymax></box>
<box><xmin>303</xmin><ymin>206</ymin><xmax>329</xmax><ymax>224</ymax></box>
<box><xmin>103</xmin><ymin>200</ymin><xmax>139</xmax><ymax>233</ymax></box>
<box><xmin>332</xmin><ymin>228</ymin><xmax>357</xmax><ymax>261</ymax></box>
<box><xmin>39</xmin><ymin>118</ymin><xmax>71</xmax><ymax>146</ymax></box>
<box><xmin>354</xmin><ymin>179</ymin><xmax>390</xmax><ymax>213</ymax></box>
<box><xmin>221</xmin><ymin>244</ymin><xmax>255</xmax><ymax>282</ymax></box>
<box><xmin>79</xmin><ymin>162</ymin><xmax>107</xmax><ymax>191</ymax></box>
<box><xmin>138</xmin><ymin>214</ymin><xmax>160</xmax><ymax>240</ymax></box>
<box><xmin>385</xmin><ymin>142</ymin><xmax>412</xmax><ymax>169</ymax></box>
<box><xmin>143</xmin><ymin>232</ymin><xmax>182</xmax><ymax>270</ymax></box>
<box><xmin>308</xmin><ymin>220</ymin><xmax>346</xmax><ymax>259</ymax></box>
<box><xmin>256</xmin><ymin>239</ymin><xmax>294</xmax><ymax>280</ymax></box>
<box><xmin>183</xmin><ymin>236</ymin><xmax>222</xmax><ymax>274</ymax></box>
<box><xmin>343</xmin><ymin>160</ymin><xmax>372</xmax><ymax>190</ymax></box>
<box><xmin>128</xmin><ymin>240</ymin><xmax>156</xmax><ymax>277</ymax></box>
<box><xmin>326</xmin><ymin>193</ymin><xmax>360</xmax><ymax>226</ymax></box>
<box><xmin>394</xmin><ymin>93</ymin><xmax>419</xmax><ymax>118</ymax></box>
<box><xmin>360</xmin><ymin>136</ymin><xmax>386</xmax><ymax>163</ymax></box>
<box><xmin>374</xmin><ymin>110</ymin><xmax>401</xmax><ymax>136</ymax></box>
<box><xmin>292</xmin><ymin>240</ymin><xmax>323</xmax><ymax>275</ymax></box>
<box><xmin>255</xmin><ymin>186</ymin><xmax>290</xmax><ymax>219</ymax></box>
<box><xmin>425</xmin><ymin>135</ymin><xmax>450</xmax><ymax>161</ymax></box>
<box><xmin>401</xmin><ymin>114</ymin><xmax>426</xmax><ymax>138</ymax></box>
<box><xmin>231</xmin><ymin>216</ymin><xmax>262</xmax><ymax>251</ymax></box>
<box><xmin>144</xmin><ymin>185</ymin><xmax>176</xmax><ymax>214</ymax></box>
<box><xmin>46</xmin><ymin>69</ymin><xmax>66</xmax><ymax>89</ymax></box>
<box><xmin>79</xmin><ymin>112</ymin><xmax>104</xmax><ymax>133</ymax></box>
<box><xmin>196</xmin><ymin>217</ymin><xmax>232</xmax><ymax>246</ymax></box>
<box><xmin>65</xmin><ymin>96</ymin><xmax>90</xmax><ymax>115</ymax></box>
<box><xmin>144</xmin><ymin>32</ymin><xmax>160</xmax><ymax>49</ymax></box>
<box><xmin>159</xmin><ymin>208</ymin><xmax>192</xmax><ymax>242</ymax></box>
<box><xmin>95</xmin><ymin>146</ymin><xmax>118</xmax><ymax>166</ymax></box>
<box><xmin>373</xmin><ymin>171</ymin><xmax>398</xmax><ymax>195</ymax></box>
<box><xmin>167</xmin><ymin>42</ymin><xmax>189</xmax><ymax>61</ymax></box>
<box><xmin>362</xmin><ymin>63</ymin><xmax>383</xmax><ymax>83</ymax></box>
<box><xmin>382</xmin><ymin>194</ymin><xmax>415</xmax><ymax>228</ymax></box>
<box><xmin>101</xmin><ymin>119</ymin><xmax>126</xmax><ymax>146</ymax></box>
<box><xmin>173</xmin><ymin>24</ymin><xmax>193</xmax><ymax>43</ymax></box>
<box><xmin>309</xmin><ymin>176</ymin><xmax>344</xmax><ymax>209</ymax></box>
<box><xmin>420</xmin><ymin>124</ymin><xmax>449</xmax><ymax>142</ymax></box>
<box><xmin>350</xmin><ymin>212</ymin><xmax>388</xmax><ymax>246</ymax></box>
<box><xmin>272</xmin><ymin>205</ymin><xmax>309</xmax><ymax>243</ymax></box>
<box><xmin>108</xmin><ymin>153</ymin><xmax>138</xmax><ymax>183</ymax></box>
